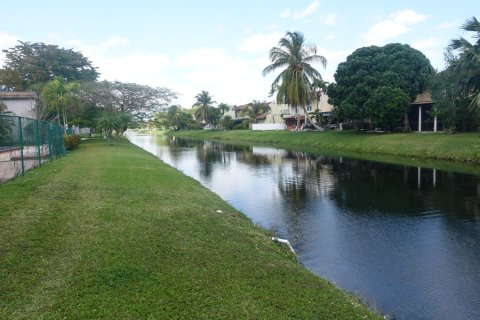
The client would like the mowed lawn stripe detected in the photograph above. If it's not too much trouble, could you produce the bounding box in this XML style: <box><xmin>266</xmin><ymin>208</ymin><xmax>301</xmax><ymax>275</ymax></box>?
<box><xmin>0</xmin><ymin>138</ymin><xmax>380</xmax><ymax>319</ymax></box>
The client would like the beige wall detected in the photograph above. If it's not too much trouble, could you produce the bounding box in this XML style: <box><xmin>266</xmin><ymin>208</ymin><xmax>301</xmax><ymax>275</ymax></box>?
<box><xmin>267</xmin><ymin>94</ymin><xmax>333</xmax><ymax>124</ymax></box>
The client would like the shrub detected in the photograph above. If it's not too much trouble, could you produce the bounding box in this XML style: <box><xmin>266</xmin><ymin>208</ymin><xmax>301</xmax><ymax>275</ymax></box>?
<box><xmin>64</xmin><ymin>135</ymin><xmax>81</xmax><ymax>151</ymax></box>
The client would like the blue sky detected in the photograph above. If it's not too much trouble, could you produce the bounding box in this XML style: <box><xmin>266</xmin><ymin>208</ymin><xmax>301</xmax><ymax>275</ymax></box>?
<box><xmin>0</xmin><ymin>1</ymin><xmax>476</xmax><ymax>107</ymax></box>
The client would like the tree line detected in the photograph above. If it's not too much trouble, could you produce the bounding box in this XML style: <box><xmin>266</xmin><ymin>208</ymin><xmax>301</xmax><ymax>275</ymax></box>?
<box><xmin>0</xmin><ymin>41</ymin><xmax>176</xmax><ymax>140</ymax></box>
<box><xmin>1</xmin><ymin>16</ymin><xmax>478</xmax><ymax>135</ymax></box>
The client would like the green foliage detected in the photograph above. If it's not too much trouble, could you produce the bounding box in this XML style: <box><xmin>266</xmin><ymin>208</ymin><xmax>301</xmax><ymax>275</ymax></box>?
<box><xmin>263</xmin><ymin>31</ymin><xmax>326</xmax><ymax>129</ymax></box>
<box><xmin>42</xmin><ymin>77</ymin><xmax>80</xmax><ymax>127</ymax></box>
<box><xmin>107</xmin><ymin>81</ymin><xmax>176</xmax><ymax>121</ymax></box>
<box><xmin>2</xmin><ymin>41</ymin><xmax>99</xmax><ymax>88</ymax></box>
<box><xmin>219</xmin><ymin>115</ymin><xmax>234</xmax><ymax>130</ymax></box>
<box><xmin>192</xmin><ymin>90</ymin><xmax>220</xmax><ymax>126</ymax></box>
<box><xmin>364</xmin><ymin>87</ymin><xmax>410</xmax><ymax>130</ymax></box>
<box><xmin>0</xmin><ymin>68</ymin><xmax>24</xmax><ymax>91</ymax></box>
<box><xmin>64</xmin><ymin>134</ymin><xmax>81</xmax><ymax>150</ymax></box>
<box><xmin>96</xmin><ymin>113</ymin><xmax>129</xmax><ymax>144</ymax></box>
<box><xmin>448</xmin><ymin>16</ymin><xmax>480</xmax><ymax>111</ymax></box>
<box><xmin>328</xmin><ymin>43</ymin><xmax>435</xmax><ymax>129</ymax></box>
<box><xmin>217</xmin><ymin>103</ymin><xmax>231</xmax><ymax>115</ymax></box>
<box><xmin>431</xmin><ymin>67</ymin><xmax>480</xmax><ymax>132</ymax></box>
<box><xmin>154</xmin><ymin>105</ymin><xmax>196</xmax><ymax>131</ymax></box>
<box><xmin>0</xmin><ymin>109</ymin><xmax>14</xmax><ymax>146</ymax></box>
<box><xmin>241</xmin><ymin>100</ymin><xmax>270</xmax><ymax>123</ymax></box>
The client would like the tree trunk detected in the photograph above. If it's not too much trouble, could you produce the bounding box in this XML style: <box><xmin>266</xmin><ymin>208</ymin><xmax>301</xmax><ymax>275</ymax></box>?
<box><xmin>302</xmin><ymin>105</ymin><xmax>323</xmax><ymax>131</ymax></box>
<box><xmin>403</xmin><ymin>112</ymin><xmax>411</xmax><ymax>133</ymax></box>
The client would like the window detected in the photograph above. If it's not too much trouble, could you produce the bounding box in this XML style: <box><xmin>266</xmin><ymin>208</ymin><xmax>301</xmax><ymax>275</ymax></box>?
<box><xmin>306</xmin><ymin>105</ymin><xmax>312</xmax><ymax>112</ymax></box>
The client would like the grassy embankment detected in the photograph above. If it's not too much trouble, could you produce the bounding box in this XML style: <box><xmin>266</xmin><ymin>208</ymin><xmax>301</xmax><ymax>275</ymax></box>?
<box><xmin>168</xmin><ymin>130</ymin><xmax>480</xmax><ymax>175</ymax></box>
<box><xmin>0</xmin><ymin>138</ymin><xmax>380</xmax><ymax>319</ymax></box>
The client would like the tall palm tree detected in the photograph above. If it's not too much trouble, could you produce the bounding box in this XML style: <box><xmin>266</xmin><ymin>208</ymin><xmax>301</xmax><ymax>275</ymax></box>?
<box><xmin>263</xmin><ymin>31</ymin><xmax>327</xmax><ymax>130</ymax></box>
<box><xmin>449</xmin><ymin>16</ymin><xmax>480</xmax><ymax>110</ymax></box>
<box><xmin>193</xmin><ymin>90</ymin><xmax>217</xmax><ymax>125</ymax></box>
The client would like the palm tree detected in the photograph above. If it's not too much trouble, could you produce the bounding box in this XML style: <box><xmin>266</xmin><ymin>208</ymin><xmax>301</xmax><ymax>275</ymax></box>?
<box><xmin>449</xmin><ymin>16</ymin><xmax>480</xmax><ymax>110</ymax></box>
<box><xmin>42</xmin><ymin>77</ymin><xmax>79</xmax><ymax>132</ymax></box>
<box><xmin>193</xmin><ymin>90</ymin><xmax>218</xmax><ymax>126</ymax></box>
<box><xmin>263</xmin><ymin>31</ymin><xmax>327</xmax><ymax>130</ymax></box>
<box><xmin>218</xmin><ymin>103</ymin><xmax>230</xmax><ymax>115</ymax></box>
<box><xmin>241</xmin><ymin>100</ymin><xmax>271</xmax><ymax>123</ymax></box>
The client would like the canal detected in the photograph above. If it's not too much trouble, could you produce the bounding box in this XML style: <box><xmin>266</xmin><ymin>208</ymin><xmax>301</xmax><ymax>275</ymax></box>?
<box><xmin>128</xmin><ymin>133</ymin><xmax>480</xmax><ymax>320</ymax></box>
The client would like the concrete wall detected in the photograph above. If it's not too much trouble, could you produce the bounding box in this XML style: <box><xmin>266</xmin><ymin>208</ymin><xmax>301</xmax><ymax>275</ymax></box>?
<box><xmin>252</xmin><ymin>123</ymin><xmax>287</xmax><ymax>131</ymax></box>
<box><xmin>0</xmin><ymin>92</ymin><xmax>37</xmax><ymax>119</ymax></box>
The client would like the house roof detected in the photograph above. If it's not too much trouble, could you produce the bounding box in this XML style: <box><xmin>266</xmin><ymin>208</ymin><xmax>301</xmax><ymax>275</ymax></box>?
<box><xmin>233</xmin><ymin>104</ymin><xmax>250</xmax><ymax>111</ymax></box>
<box><xmin>256</xmin><ymin>112</ymin><xmax>268</xmax><ymax>120</ymax></box>
<box><xmin>411</xmin><ymin>91</ymin><xmax>432</xmax><ymax>105</ymax></box>
<box><xmin>0</xmin><ymin>92</ymin><xmax>37</xmax><ymax>100</ymax></box>
<box><xmin>234</xmin><ymin>102</ymin><xmax>271</xmax><ymax>111</ymax></box>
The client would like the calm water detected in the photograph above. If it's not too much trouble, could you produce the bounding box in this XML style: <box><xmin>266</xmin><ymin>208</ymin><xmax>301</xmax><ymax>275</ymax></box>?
<box><xmin>128</xmin><ymin>134</ymin><xmax>480</xmax><ymax>320</ymax></box>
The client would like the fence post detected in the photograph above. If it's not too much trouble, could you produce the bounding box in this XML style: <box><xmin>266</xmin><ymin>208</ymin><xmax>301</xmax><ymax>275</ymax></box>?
<box><xmin>18</xmin><ymin>117</ymin><xmax>25</xmax><ymax>176</ymax></box>
<box><xmin>35</xmin><ymin>119</ymin><xmax>42</xmax><ymax>166</ymax></box>
<box><xmin>47</xmin><ymin>123</ymin><xmax>53</xmax><ymax>161</ymax></box>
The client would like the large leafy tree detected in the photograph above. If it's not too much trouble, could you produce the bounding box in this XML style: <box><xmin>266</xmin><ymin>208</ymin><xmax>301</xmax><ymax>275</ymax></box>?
<box><xmin>79</xmin><ymin>80</ymin><xmax>176</xmax><ymax>135</ymax></box>
<box><xmin>108</xmin><ymin>81</ymin><xmax>176</xmax><ymax>122</ymax></box>
<box><xmin>193</xmin><ymin>90</ymin><xmax>219</xmax><ymax>125</ymax></box>
<box><xmin>263</xmin><ymin>31</ymin><xmax>327</xmax><ymax>130</ymax></box>
<box><xmin>154</xmin><ymin>105</ymin><xmax>195</xmax><ymax>131</ymax></box>
<box><xmin>328</xmin><ymin>43</ymin><xmax>435</xmax><ymax>131</ymax></box>
<box><xmin>364</xmin><ymin>87</ymin><xmax>411</xmax><ymax>130</ymax></box>
<box><xmin>448</xmin><ymin>16</ymin><xmax>480</xmax><ymax>110</ymax></box>
<box><xmin>2</xmin><ymin>41</ymin><xmax>99</xmax><ymax>88</ymax></box>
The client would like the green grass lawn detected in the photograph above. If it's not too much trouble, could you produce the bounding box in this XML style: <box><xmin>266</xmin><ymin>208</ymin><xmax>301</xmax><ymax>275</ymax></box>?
<box><xmin>0</xmin><ymin>138</ymin><xmax>380</xmax><ymax>319</ymax></box>
<box><xmin>168</xmin><ymin>130</ymin><xmax>480</xmax><ymax>174</ymax></box>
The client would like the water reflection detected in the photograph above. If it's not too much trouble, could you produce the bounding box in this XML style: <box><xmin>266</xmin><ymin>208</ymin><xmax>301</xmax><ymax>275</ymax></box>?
<box><xmin>128</xmin><ymin>134</ymin><xmax>480</xmax><ymax>320</ymax></box>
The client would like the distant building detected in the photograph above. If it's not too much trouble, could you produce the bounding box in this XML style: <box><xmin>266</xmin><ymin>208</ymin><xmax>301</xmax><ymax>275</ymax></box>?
<box><xmin>0</xmin><ymin>92</ymin><xmax>38</xmax><ymax>119</ymax></box>
<box><xmin>408</xmin><ymin>91</ymin><xmax>442</xmax><ymax>132</ymax></box>
<box><xmin>223</xmin><ymin>94</ymin><xmax>335</xmax><ymax>130</ymax></box>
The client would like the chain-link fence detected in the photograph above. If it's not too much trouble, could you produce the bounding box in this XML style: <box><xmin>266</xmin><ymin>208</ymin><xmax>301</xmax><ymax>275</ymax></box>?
<box><xmin>0</xmin><ymin>114</ymin><xmax>66</xmax><ymax>182</ymax></box>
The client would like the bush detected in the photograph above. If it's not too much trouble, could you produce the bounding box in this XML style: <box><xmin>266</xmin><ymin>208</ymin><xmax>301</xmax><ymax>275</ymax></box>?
<box><xmin>64</xmin><ymin>135</ymin><xmax>81</xmax><ymax>151</ymax></box>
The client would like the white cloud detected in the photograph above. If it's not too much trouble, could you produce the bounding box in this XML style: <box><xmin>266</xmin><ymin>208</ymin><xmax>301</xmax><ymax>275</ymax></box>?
<box><xmin>64</xmin><ymin>37</ymin><xmax>169</xmax><ymax>88</ymax></box>
<box><xmin>0</xmin><ymin>31</ymin><xmax>21</xmax><ymax>66</ymax></box>
<box><xmin>293</xmin><ymin>0</ymin><xmax>320</xmax><ymax>19</ymax></box>
<box><xmin>326</xmin><ymin>34</ymin><xmax>336</xmax><ymax>41</ymax></box>
<box><xmin>95</xmin><ymin>52</ymin><xmax>169</xmax><ymax>85</ymax></box>
<box><xmin>324</xmin><ymin>14</ymin><xmax>337</xmax><ymax>26</ymax></box>
<box><xmin>175</xmin><ymin>47</ymin><xmax>272</xmax><ymax>107</ymax></box>
<box><xmin>364</xmin><ymin>10</ymin><xmax>427</xmax><ymax>45</ymax></box>
<box><xmin>411</xmin><ymin>37</ymin><xmax>440</xmax><ymax>51</ymax></box>
<box><xmin>438</xmin><ymin>20</ymin><xmax>458</xmax><ymax>29</ymax></box>
<box><xmin>47</xmin><ymin>31</ymin><xmax>60</xmax><ymax>39</ymax></box>
<box><xmin>68</xmin><ymin>36</ymin><xmax>130</xmax><ymax>56</ymax></box>
<box><xmin>411</xmin><ymin>37</ymin><xmax>445</xmax><ymax>71</ymax></box>
<box><xmin>393</xmin><ymin>10</ymin><xmax>426</xmax><ymax>25</ymax></box>
<box><xmin>280</xmin><ymin>9</ymin><xmax>290</xmax><ymax>18</ymax></box>
<box><xmin>238</xmin><ymin>32</ymin><xmax>284</xmax><ymax>53</ymax></box>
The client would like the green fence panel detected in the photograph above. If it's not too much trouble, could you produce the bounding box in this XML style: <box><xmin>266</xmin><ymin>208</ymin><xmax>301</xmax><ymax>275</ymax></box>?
<box><xmin>0</xmin><ymin>114</ymin><xmax>66</xmax><ymax>182</ymax></box>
